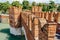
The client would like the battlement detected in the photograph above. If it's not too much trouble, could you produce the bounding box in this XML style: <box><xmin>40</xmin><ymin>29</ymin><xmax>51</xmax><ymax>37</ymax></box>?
<box><xmin>8</xmin><ymin>6</ymin><xmax>59</xmax><ymax>40</ymax></box>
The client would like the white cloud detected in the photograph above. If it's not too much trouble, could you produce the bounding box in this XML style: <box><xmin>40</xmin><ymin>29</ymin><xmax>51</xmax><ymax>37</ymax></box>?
<box><xmin>0</xmin><ymin>0</ymin><xmax>60</xmax><ymax>3</ymax></box>
<box><xmin>29</xmin><ymin>0</ymin><xmax>50</xmax><ymax>3</ymax></box>
<box><xmin>55</xmin><ymin>0</ymin><xmax>60</xmax><ymax>3</ymax></box>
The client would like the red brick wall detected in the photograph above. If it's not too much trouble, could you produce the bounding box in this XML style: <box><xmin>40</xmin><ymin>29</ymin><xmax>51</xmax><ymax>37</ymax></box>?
<box><xmin>0</xmin><ymin>14</ymin><xmax>9</xmax><ymax>23</ymax></box>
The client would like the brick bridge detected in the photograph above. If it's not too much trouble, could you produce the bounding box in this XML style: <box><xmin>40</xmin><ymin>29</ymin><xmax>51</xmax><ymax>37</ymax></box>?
<box><xmin>9</xmin><ymin>6</ymin><xmax>60</xmax><ymax>40</ymax></box>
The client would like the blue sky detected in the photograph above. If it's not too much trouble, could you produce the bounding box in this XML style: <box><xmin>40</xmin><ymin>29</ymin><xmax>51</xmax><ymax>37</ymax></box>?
<box><xmin>0</xmin><ymin>0</ymin><xmax>60</xmax><ymax>3</ymax></box>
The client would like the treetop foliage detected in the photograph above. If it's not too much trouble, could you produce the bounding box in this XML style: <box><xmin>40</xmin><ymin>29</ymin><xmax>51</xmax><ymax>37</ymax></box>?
<box><xmin>11</xmin><ymin>1</ymin><xmax>21</xmax><ymax>7</ymax></box>
<box><xmin>0</xmin><ymin>0</ymin><xmax>60</xmax><ymax>14</ymax></box>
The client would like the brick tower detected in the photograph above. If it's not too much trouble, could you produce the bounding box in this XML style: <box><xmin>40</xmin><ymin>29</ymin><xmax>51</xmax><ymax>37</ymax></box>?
<box><xmin>9</xmin><ymin>6</ymin><xmax>22</xmax><ymax>35</ymax></box>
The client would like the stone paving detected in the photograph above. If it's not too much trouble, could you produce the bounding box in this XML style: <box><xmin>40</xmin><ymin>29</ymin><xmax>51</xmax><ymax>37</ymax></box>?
<box><xmin>0</xmin><ymin>23</ymin><xmax>25</xmax><ymax>40</ymax></box>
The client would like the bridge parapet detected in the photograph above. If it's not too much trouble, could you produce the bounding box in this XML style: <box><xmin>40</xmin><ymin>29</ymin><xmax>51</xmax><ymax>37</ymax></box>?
<box><xmin>8</xmin><ymin>6</ymin><xmax>58</xmax><ymax>40</ymax></box>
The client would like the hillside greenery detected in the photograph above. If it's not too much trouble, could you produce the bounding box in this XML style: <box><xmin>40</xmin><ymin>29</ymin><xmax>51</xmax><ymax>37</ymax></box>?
<box><xmin>0</xmin><ymin>1</ymin><xmax>60</xmax><ymax>14</ymax></box>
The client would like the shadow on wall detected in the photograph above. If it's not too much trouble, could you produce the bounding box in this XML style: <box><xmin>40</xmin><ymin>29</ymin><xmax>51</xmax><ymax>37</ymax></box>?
<box><xmin>0</xmin><ymin>28</ymin><xmax>25</xmax><ymax>40</ymax></box>
<box><xmin>56</xmin><ymin>33</ymin><xmax>60</xmax><ymax>39</ymax></box>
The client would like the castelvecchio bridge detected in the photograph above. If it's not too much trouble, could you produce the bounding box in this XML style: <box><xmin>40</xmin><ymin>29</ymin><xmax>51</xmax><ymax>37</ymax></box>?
<box><xmin>8</xmin><ymin>6</ymin><xmax>60</xmax><ymax>40</ymax></box>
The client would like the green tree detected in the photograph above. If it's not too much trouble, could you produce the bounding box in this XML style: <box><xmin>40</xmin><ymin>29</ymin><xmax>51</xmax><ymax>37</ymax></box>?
<box><xmin>0</xmin><ymin>1</ymin><xmax>10</xmax><ymax>14</ymax></box>
<box><xmin>32</xmin><ymin>2</ymin><xmax>36</xmax><ymax>6</ymax></box>
<box><xmin>48</xmin><ymin>1</ymin><xmax>56</xmax><ymax>12</ymax></box>
<box><xmin>11</xmin><ymin>1</ymin><xmax>21</xmax><ymax>7</ymax></box>
<box><xmin>37</xmin><ymin>3</ymin><xmax>43</xmax><ymax>7</ymax></box>
<box><xmin>0</xmin><ymin>3</ymin><xmax>2</xmax><ymax>11</ymax></box>
<box><xmin>42</xmin><ymin>4</ymin><xmax>48</xmax><ymax>12</ymax></box>
<box><xmin>57</xmin><ymin>5</ymin><xmax>60</xmax><ymax>12</ymax></box>
<box><xmin>22</xmin><ymin>0</ymin><xmax>30</xmax><ymax>9</ymax></box>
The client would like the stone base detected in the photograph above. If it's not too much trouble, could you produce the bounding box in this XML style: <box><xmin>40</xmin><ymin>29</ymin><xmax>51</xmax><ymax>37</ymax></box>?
<box><xmin>10</xmin><ymin>27</ymin><xmax>22</xmax><ymax>36</ymax></box>
<box><xmin>10</xmin><ymin>26</ymin><xmax>28</xmax><ymax>40</ymax></box>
